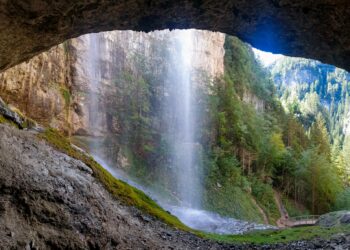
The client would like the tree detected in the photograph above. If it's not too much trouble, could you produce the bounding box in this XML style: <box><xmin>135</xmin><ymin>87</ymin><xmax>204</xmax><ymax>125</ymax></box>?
<box><xmin>257</xmin><ymin>132</ymin><xmax>286</xmax><ymax>179</ymax></box>
<box><xmin>297</xmin><ymin>148</ymin><xmax>342</xmax><ymax>214</ymax></box>
<box><xmin>310</xmin><ymin>113</ymin><xmax>331</xmax><ymax>160</ymax></box>
<box><xmin>342</xmin><ymin>136</ymin><xmax>350</xmax><ymax>185</ymax></box>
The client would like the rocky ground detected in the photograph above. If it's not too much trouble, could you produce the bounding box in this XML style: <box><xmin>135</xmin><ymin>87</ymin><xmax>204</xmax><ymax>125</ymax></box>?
<box><xmin>0</xmin><ymin>124</ymin><xmax>349</xmax><ymax>249</ymax></box>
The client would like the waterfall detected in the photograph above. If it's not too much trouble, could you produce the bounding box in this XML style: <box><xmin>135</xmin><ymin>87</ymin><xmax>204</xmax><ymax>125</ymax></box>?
<box><xmin>79</xmin><ymin>30</ymin><xmax>275</xmax><ymax>234</ymax></box>
<box><xmin>86</xmin><ymin>33</ymin><xmax>102</xmax><ymax>133</ymax></box>
<box><xmin>168</xmin><ymin>30</ymin><xmax>202</xmax><ymax>208</ymax></box>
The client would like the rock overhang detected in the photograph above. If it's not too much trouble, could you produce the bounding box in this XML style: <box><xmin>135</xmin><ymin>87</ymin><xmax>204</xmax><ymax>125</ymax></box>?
<box><xmin>0</xmin><ymin>0</ymin><xmax>349</xmax><ymax>71</ymax></box>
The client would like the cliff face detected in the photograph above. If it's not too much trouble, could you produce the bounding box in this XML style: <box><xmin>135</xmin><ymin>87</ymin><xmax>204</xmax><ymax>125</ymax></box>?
<box><xmin>0</xmin><ymin>43</ymin><xmax>73</xmax><ymax>133</ymax></box>
<box><xmin>242</xmin><ymin>91</ymin><xmax>265</xmax><ymax>112</ymax></box>
<box><xmin>0</xmin><ymin>30</ymin><xmax>225</xmax><ymax>136</ymax></box>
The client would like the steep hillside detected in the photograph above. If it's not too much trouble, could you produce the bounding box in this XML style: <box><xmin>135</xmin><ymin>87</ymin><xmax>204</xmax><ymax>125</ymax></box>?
<box><xmin>268</xmin><ymin>57</ymin><xmax>350</xmax><ymax>206</ymax></box>
<box><xmin>270</xmin><ymin>57</ymin><xmax>350</xmax><ymax>145</ymax></box>
<box><xmin>204</xmin><ymin>37</ymin><xmax>348</xmax><ymax>217</ymax></box>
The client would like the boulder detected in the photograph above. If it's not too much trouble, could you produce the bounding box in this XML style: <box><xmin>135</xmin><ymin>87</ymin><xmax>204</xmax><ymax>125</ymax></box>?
<box><xmin>316</xmin><ymin>211</ymin><xmax>350</xmax><ymax>227</ymax></box>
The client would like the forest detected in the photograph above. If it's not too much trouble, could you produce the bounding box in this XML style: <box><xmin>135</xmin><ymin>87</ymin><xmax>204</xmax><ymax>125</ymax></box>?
<box><xmin>104</xmin><ymin>34</ymin><xmax>350</xmax><ymax>224</ymax></box>
<box><xmin>205</xmin><ymin>37</ymin><xmax>349</xmax><ymax>219</ymax></box>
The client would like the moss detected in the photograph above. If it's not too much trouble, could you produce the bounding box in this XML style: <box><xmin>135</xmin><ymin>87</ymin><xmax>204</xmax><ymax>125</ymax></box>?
<box><xmin>38</xmin><ymin>128</ymin><xmax>192</xmax><ymax>232</ymax></box>
<box><xmin>60</xmin><ymin>87</ymin><xmax>71</xmax><ymax>108</ymax></box>
<box><xmin>205</xmin><ymin>225</ymin><xmax>350</xmax><ymax>244</ymax></box>
<box><xmin>9</xmin><ymin>106</ymin><xmax>37</xmax><ymax>129</ymax></box>
<box><xmin>0</xmin><ymin>114</ymin><xmax>19</xmax><ymax>128</ymax></box>
<box><xmin>21</xmin><ymin>117</ymin><xmax>37</xmax><ymax>129</ymax></box>
<box><xmin>0</xmin><ymin>115</ymin><xmax>7</xmax><ymax>124</ymax></box>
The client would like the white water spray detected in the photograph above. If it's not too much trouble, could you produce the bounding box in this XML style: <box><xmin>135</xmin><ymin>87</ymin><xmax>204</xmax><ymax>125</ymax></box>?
<box><xmin>167</xmin><ymin>30</ymin><xmax>202</xmax><ymax>208</ymax></box>
<box><xmin>85</xmin><ymin>33</ymin><xmax>102</xmax><ymax>134</ymax></box>
<box><xmin>81</xmin><ymin>30</ymin><xmax>276</xmax><ymax>234</ymax></box>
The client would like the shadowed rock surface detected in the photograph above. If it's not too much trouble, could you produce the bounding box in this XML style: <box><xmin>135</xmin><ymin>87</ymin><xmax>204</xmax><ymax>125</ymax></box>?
<box><xmin>0</xmin><ymin>0</ymin><xmax>350</xmax><ymax>72</ymax></box>
<box><xmin>0</xmin><ymin>123</ymin><xmax>349</xmax><ymax>249</ymax></box>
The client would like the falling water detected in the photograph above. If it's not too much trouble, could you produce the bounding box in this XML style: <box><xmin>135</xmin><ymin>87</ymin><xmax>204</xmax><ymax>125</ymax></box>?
<box><xmin>85</xmin><ymin>33</ymin><xmax>102</xmax><ymax>134</ymax></box>
<box><xmin>167</xmin><ymin>30</ymin><xmax>202</xmax><ymax>208</ymax></box>
<box><xmin>81</xmin><ymin>30</ymin><xmax>276</xmax><ymax>234</ymax></box>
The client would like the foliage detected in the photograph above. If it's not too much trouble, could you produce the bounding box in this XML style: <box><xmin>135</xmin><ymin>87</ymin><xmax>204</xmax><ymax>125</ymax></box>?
<box><xmin>204</xmin><ymin>155</ymin><xmax>264</xmax><ymax>222</ymax></box>
<box><xmin>270</xmin><ymin>56</ymin><xmax>350</xmax><ymax>146</ymax></box>
<box><xmin>203</xmin><ymin>35</ymin><xmax>345</xmax><ymax>220</ymax></box>
<box><xmin>334</xmin><ymin>188</ymin><xmax>350</xmax><ymax>210</ymax></box>
<box><xmin>251</xmin><ymin>178</ymin><xmax>280</xmax><ymax>224</ymax></box>
<box><xmin>84</xmin><ymin>33</ymin><xmax>347</xmax><ymax>224</ymax></box>
<box><xmin>296</xmin><ymin>148</ymin><xmax>342</xmax><ymax>214</ymax></box>
<box><xmin>22</xmin><ymin>128</ymin><xmax>350</xmax><ymax>245</ymax></box>
<box><xmin>282</xmin><ymin>195</ymin><xmax>310</xmax><ymax>217</ymax></box>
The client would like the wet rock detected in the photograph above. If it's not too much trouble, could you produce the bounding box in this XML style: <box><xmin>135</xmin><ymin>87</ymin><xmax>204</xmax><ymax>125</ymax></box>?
<box><xmin>0</xmin><ymin>97</ymin><xmax>24</xmax><ymax>127</ymax></box>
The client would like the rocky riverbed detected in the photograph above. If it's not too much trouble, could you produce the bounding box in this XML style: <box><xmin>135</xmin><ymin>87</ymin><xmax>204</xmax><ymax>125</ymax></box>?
<box><xmin>0</xmin><ymin>124</ymin><xmax>349</xmax><ymax>249</ymax></box>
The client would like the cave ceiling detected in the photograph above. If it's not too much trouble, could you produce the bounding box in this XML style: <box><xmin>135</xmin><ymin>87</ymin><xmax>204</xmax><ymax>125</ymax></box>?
<box><xmin>0</xmin><ymin>0</ymin><xmax>349</xmax><ymax>71</ymax></box>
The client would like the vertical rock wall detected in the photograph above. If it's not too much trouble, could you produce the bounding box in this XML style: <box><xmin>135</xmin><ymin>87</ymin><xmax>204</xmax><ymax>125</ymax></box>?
<box><xmin>0</xmin><ymin>30</ymin><xmax>225</xmax><ymax>135</ymax></box>
<box><xmin>0</xmin><ymin>43</ymin><xmax>73</xmax><ymax>133</ymax></box>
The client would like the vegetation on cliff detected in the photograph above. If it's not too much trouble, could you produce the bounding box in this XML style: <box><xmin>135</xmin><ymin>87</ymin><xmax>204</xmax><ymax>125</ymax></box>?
<box><xmin>201</xmin><ymin>36</ymin><xmax>347</xmax><ymax>221</ymax></box>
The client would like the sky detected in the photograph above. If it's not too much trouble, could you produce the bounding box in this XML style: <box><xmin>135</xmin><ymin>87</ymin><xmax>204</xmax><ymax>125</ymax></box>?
<box><xmin>252</xmin><ymin>48</ymin><xmax>283</xmax><ymax>67</ymax></box>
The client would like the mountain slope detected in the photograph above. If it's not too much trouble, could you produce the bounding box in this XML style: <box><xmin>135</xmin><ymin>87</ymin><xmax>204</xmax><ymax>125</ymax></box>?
<box><xmin>270</xmin><ymin>57</ymin><xmax>350</xmax><ymax>145</ymax></box>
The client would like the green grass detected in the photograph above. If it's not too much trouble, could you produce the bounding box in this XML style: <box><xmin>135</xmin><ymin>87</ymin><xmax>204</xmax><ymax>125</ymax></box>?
<box><xmin>38</xmin><ymin>128</ymin><xmax>192</xmax><ymax>232</ymax></box>
<box><xmin>204</xmin><ymin>184</ymin><xmax>265</xmax><ymax>223</ymax></box>
<box><xmin>205</xmin><ymin>225</ymin><xmax>350</xmax><ymax>244</ymax></box>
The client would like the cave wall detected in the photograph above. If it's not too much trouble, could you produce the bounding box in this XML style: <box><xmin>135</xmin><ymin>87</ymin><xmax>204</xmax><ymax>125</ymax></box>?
<box><xmin>0</xmin><ymin>1</ymin><xmax>349</xmax><ymax>73</ymax></box>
